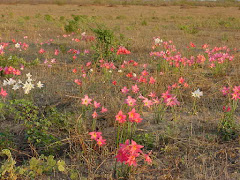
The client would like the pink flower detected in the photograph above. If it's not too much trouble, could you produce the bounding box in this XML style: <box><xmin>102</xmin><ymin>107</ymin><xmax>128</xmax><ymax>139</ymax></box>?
<box><xmin>223</xmin><ymin>106</ymin><xmax>231</xmax><ymax>112</ymax></box>
<box><xmin>165</xmin><ymin>96</ymin><xmax>180</xmax><ymax>107</ymax></box>
<box><xmin>0</xmin><ymin>88</ymin><xmax>7</xmax><ymax>98</ymax></box>
<box><xmin>152</xmin><ymin>97</ymin><xmax>160</xmax><ymax>104</ymax></box>
<box><xmin>86</xmin><ymin>61</ymin><xmax>91</xmax><ymax>67</ymax></box>
<box><xmin>39</xmin><ymin>48</ymin><xmax>45</xmax><ymax>54</ymax></box>
<box><xmin>94</xmin><ymin>101</ymin><xmax>101</xmax><ymax>109</ymax></box>
<box><xmin>132</xmin><ymin>84</ymin><xmax>139</xmax><ymax>93</ymax></box>
<box><xmin>149</xmin><ymin>76</ymin><xmax>156</xmax><ymax>84</ymax></box>
<box><xmin>143</xmin><ymin>98</ymin><xmax>153</xmax><ymax>108</ymax></box>
<box><xmin>231</xmin><ymin>93</ymin><xmax>239</xmax><ymax>100</ymax></box>
<box><xmin>115</xmin><ymin>110</ymin><xmax>127</xmax><ymax>124</ymax></box>
<box><xmin>121</xmin><ymin>86</ymin><xmax>129</xmax><ymax>94</ymax></box>
<box><xmin>184</xmin><ymin>83</ymin><xmax>189</xmax><ymax>88</ymax></box>
<box><xmin>92</xmin><ymin>111</ymin><xmax>98</xmax><ymax>118</ymax></box>
<box><xmin>233</xmin><ymin>86</ymin><xmax>240</xmax><ymax>94</ymax></box>
<box><xmin>148</xmin><ymin>92</ymin><xmax>156</xmax><ymax>98</ymax></box>
<box><xmin>81</xmin><ymin>95</ymin><xmax>92</xmax><ymax>106</ymax></box>
<box><xmin>112</xmin><ymin>81</ymin><xmax>117</xmax><ymax>85</ymax></box>
<box><xmin>141</xmin><ymin>70</ymin><xmax>148</xmax><ymax>76</ymax></box>
<box><xmin>96</xmin><ymin>136</ymin><xmax>106</xmax><ymax>146</ymax></box>
<box><xmin>89</xmin><ymin>132</ymin><xmax>102</xmax><ymax>140</ymax></box>
<box><xmin>116</xmin><ymin>140</ymin><xmax>144</xmax><ymax>167</ymax></box>
<box><xmin>221</xmin><ymin>86</ymin><xmax>230</xmax><ymax>96</ymax></box>
<box><xmin>178</xmin><ymin>77</ymin><xmax>185</xmax><ymax>84</ymax></box>
<box><xmin>74</xmin><ymin>79</ymin><xmax>82</xmax><ymax>85</ymax></box>
<box><xmin>54</xmin><ymin>49</ymin><xmax>59</xmax><ymax>55</ymax></box>
<box><xmin>144</xmin><ymin>152</ymin><xmax>152</xmax><ymax>165</ymax></box>
<box><xmin>128</xmin><ymin>108</ymin><xmax>142</xmax><ymax>123</ymax></box>
<box><xmin>101</xmin><ymin>106</ymin><xmax>108</xmax><ymax>113</ymax></box>
<box><xmin>161</xmin><ymin>90</ymin><xmax>171</xmax><ymax>99</ymax></box>
<box><xmin>125</xmin><ymin>96</ymin><xmax>137</xmax><ymax>107</ymax></box>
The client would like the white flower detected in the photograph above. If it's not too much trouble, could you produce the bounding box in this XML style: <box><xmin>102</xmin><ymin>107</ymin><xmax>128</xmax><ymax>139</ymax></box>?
<box><xmin>133</xmin><ymin>73</ymin><xmax>137</xmax><ymax>77</ymax></box>
<box><xmin>15</xmin><ymin>43</ymin><xmax>20</xmax><ymax>48</ymax></box>
<box><xmin>90</xmin><ymin>69</ymin><xmax>93</xmax><ymax>72</ymax></box>
<box><xmin>26</xmin><ymin>73</ymin><xmax>32</xmax><ymax>79</ymax></box>
<box><xmin>12</xmin><ymin>83</ymin><xmax>21</xmax><ymax>90</ymax></box>
<box><xmin>8</xmin><ymin>78</ymin><xmax>16</xmax><ymax>86</ymax></box>
<box><xmin>27</xmin><ymin>77</ymin><xmax>33</xmax><ymax>82</ymax></box>
<box><xmin>109</xmin><ymin>70</ymin><xmax>112</xmax><ymax>73</ymax></box>
<box><xmin>22</xmin><ymin>81</ymin><xmax>34</xmax><ymax>94</ymax></box>
<box><xmin>192</xmin><ymin>89</ymin><xmax>203</xmax><ymax>98</ymax></box>
<box><xmin>118</xmin><ymin>70</ymin><xmax>123</xmax><ymax>73</ymax></box>
<box><xmin>154</xmin><ymin>38</ymin><xmax>163</xmax><ymax>45</ymax></box>
<box><xmin>3</xmin><ymin>79</ymin><xmax>9</xmax><ymax>86</ymax></box>
<box><xmin>37</xmin><ymin>81</ymin><xmax>44</xmax><ymax>89</ymax></box>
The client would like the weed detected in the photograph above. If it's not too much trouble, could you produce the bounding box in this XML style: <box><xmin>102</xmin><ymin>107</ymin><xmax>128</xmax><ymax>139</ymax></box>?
<box><xmin>141</xmin><ymin>19</ymin><xmax>148</xmax><ymax>26</ymax></box>
<box><xmin>44</xmin><ymin>14</ymin><xmax>54</xmax><ymax>21</ymax></box>
<box><xmin>179</xmin><ymin>24</ymin><xmax>199</xmax><ymax>34</ymax></box>
<box><xmin>91</xmin><ymin>25</ymin><xmax>117</xmax><ymax>61</ymax></box>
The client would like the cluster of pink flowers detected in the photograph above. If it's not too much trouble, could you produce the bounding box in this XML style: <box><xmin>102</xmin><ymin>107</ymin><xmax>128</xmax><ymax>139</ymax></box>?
<box><xmin>205</xmin><ymin>46</ymin><xmax>233</xmax><ymax>68</ymax></box>
<box><xmin>44</xmin><ymin>58</ymin><xmax>56</xmax><ymax>67</ymax></box>
<box><xmin>99</xmin><ymin>59</ymin><xmax>116</xmax><ymax>69</ymax></box>
<box><xmin>0</xmin><ymin>66</ymin><xmax>21</xmax><ymax>76</ymax></box>
<box><xmin>72</xmin><ymin>62</ymin><xmax>94</xmax><ymax>86</ymax></box>
<box><xmin>161</xmin><ymin>90</ymin><xmax>180</xmax><ymax>107</ymax></box>
<box><xmin>81</xmin><ymin>95</ymin><xmax>108</xmax><ymax>118</ymax></box>
<box><xmin>89</xmin><ymin>131</ymin><xmax>106</xmax><ymax>147</ymax></box>
<box><xmin>117</xmin><ymin>46</ymin><xmax>131</xmax><ymax>55</ymax></box>
<box><xmin>116</xmin><ymin>108</ymin><xmax>142</xmax><ymax>124</ymax></box>
<box><xmin>116</xmin><ymin>139</ymin><xmax>152</xmax><ymax>166</ymax></box>
<box><xmin>165</xmin><ymin>77</ymin><xmax>189</xmax><ymax>91</ymax></box>
<box><xmin>221</xmin><ymin>86</ymin><xmax>240</xmax><ymax>100</ymax></box>
<box><xmin>150</xmin><ymin>38</ymin><xmax>234</xmax><ymax>69</ymax></box>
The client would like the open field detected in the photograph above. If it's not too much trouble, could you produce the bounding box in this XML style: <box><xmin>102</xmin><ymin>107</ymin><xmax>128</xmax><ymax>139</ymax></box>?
<box><xmin>0</xmin><ymin>3</ymin><xmax>240</xmax><ymax>180</ymax></box>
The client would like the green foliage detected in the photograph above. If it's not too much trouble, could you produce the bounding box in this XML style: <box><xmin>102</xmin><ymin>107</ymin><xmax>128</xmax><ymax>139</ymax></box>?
<box><xmin>3</xmin><ymin>99</ymin><xmax>68</xmax><ymax>154</ymax></box>
<box><xmin>0</xmin><ymin>149</ymin><xmax>67</xmax><ymax>179</ymax></box>
<box><xmin>141</xmin><ymin>19</ymin><xmax>147</xmax><ymax>26</ymax></box>
<box><xmin>59</xmin><ymin>43</ymin><xmax>68</xmax><ymax>54</ymax></box>
<box><xmin>218</xmin><ymin>110</ymin><xmax>238</xmax><ymax>141</ymax></box>
<box><xmin>35</xmin><ymin>13</ymin><xmax>41</xmax><ymax>18</ymax></box>
<box><xmin>64</xmin><ymin>15</ymin><xmax>91</xmax><ymax>33</ymax></box>
<box><xmin>23</xmin><ymin>16</ymin><xmax>30</xmax><ymax>21</ymax></box>
<box><xmin>64</xmin><ymin>19</ymin><xmax>79</xmax><ymax>33</ymax></box>
<box><xmin>0</xmin><ymin>149</ymin><xmax>17</xmax><ymax>180</ymax></box>
<box><xmin>44</xmin><ymin>14</ymin><xmax>54</xmax><ymax>21</ymax></box>
<box><xmin>133</xmin><ymin>133</ymin><xmax>155</xmax><ymax>150</ymax></box>
<box><xmin>91</xmin><ymin>26</ymin><xmax>114</xmax><ymax>59</ymax></box>
<box><xmin>91</xmin><ymin>25</ymin><xmax>123</xmax><ymax>62</ymax></box>
<box><xmin>59</xmin><ymin>16</ymin><xmax>65</xmax><ymax>21</ymax></box>
<box><xmin>179</xmin><ymin>24</ymin><xmax>199</xmax><ymax>34</ymax></box>
<box><xmin>0</xmin><ymin>131</ymin><xmax>14</xmax><ymax>151</ymax></box>
<box><xmin>54</xmin><ymin>0</ymin><xmax>67</xmax><ymax>6</ymax></box>
<box><xmin>0</xmin><ymin>55</ymin><xmax>26</xmax><ymax>68</ymax></box>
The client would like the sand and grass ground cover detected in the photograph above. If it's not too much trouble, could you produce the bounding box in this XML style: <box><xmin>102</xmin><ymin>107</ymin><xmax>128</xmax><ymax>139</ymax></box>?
<box><xmin>0</xmin><ymin>3</ymin><xmax>239</xmax><ymax>180</ymax></box>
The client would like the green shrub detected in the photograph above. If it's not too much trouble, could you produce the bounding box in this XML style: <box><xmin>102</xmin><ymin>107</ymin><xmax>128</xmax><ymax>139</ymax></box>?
<box><xmin>3</xmin><ymin>99</ymin><xmax>68</xmax><ymax>154</ymax></box>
